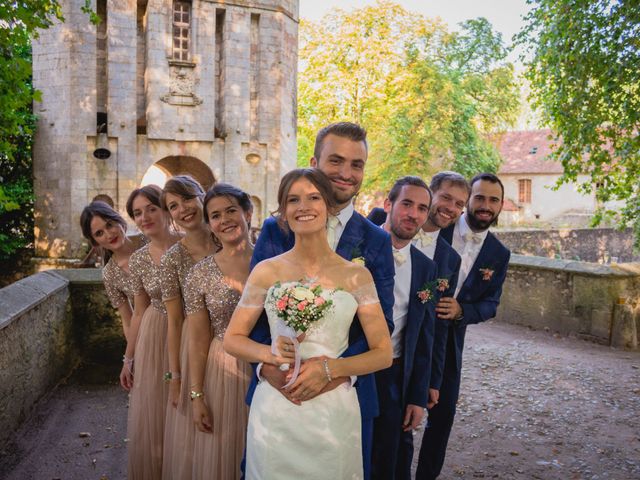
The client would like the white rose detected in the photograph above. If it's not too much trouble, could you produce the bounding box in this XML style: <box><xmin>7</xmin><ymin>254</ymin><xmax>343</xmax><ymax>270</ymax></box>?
<box><xmin>292</xmin><ymin>286</ymin><xmax>314</xmax><ymax>302</ymax></box>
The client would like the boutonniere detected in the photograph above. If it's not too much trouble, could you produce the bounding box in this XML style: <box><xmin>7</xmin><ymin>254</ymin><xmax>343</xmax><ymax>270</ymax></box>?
<box><xmin>417</xmin><ymin>278</ymin><xmax>449</xmax><ymax>304</ymax></box>
<box><xmin>479</xmin><ymin>267</ymin><xmax>495</xmax><ymax>281</ymax></box>
<box><xmin>350</xmin><ymin>244</ymin><xmax>366</xmax><ymax>266</ymax></box>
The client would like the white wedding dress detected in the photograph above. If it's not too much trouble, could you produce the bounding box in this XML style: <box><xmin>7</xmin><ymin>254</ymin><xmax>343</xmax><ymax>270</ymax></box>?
<box><xmin>245</xmin><ymin>282</ymin><xmax>378</xmax><ymax>480</ymax></box>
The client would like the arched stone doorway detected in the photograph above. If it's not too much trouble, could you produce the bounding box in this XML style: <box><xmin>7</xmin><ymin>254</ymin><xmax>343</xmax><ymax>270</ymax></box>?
<box><xmin>141</xmin><ymin>156</ymin><xmax>216</xmax><ymax>190</ymax></box>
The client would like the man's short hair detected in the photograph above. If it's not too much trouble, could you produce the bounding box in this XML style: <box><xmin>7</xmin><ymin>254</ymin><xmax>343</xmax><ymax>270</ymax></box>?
<box><xmin>313</xmin><ymin>122</ymin><xmax>368</xmax><ymax>160</ymax></box>
<box><xmin>429</xmin><ymin>171</ymin><xmax>470</xmax><ymax>196</ymax></box>
<box><xmin>470</xmin><ymin>172</ymin><xmax>504</xmax><ymax>201</ymax></box>
<box><xmin>388</xmin><ymin>176</ymin><xmax>432</xmax><ymax>204</ymax></box>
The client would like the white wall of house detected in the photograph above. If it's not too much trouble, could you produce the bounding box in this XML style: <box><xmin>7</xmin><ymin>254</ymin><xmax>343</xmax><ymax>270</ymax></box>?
<box><xmin>502</xmin><ymin>173</ymin><xmax>596</xmax><ymax>222</ymax></box>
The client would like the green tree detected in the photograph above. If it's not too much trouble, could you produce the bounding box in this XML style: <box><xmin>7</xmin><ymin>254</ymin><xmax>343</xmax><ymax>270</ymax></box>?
<box><xmin>298</xmin><ymin>3</ymin><xmax>519</xmax><ymax>194</ymax></box>
<box><xmin>0</xmin><ymin>1</ymin><xmax>94</xmax><ymax>262</ymax></box>
<box><xmin>518</xmin><ymin>0</ymin><xmax>640</xmax><ymax>245</ymax></box>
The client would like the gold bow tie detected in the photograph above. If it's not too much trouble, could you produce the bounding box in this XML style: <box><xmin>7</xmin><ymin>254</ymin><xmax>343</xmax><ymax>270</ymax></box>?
<box><xmin>393</xmin><ymin>249</ymin><xmax>407</xmax><ymax>266</ymax></box>
<box><xmin>463</xmin><ymin>231</ymin><xmax>484</xmax><ymax>244</ymax></box>
<box><xmin>414</xmin><ymin>230</ymin><xmax>435</xmax><ymax>248</ymax></box>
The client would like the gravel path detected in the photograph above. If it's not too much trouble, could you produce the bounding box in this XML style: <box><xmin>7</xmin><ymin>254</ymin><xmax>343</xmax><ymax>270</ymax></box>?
<box><xmin>1</xmin><ymin>321</ymin><xmax>639</xmax><ymax>480</ymax></box>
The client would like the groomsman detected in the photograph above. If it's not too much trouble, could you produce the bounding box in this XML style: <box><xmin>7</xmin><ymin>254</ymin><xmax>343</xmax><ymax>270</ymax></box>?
<box><xmin>368</xmin><ymin>171</ymin><xmax>467</xmax><ymax>406</ymax></box>
<box><xmin>416</xmin><ymin>173</ymin><xmax>511</xmax><ymax>479</ymax></box>
<box><xmin>248</xmin><ymin>122</ymin><xmax>395</xmax><ymax>480</ymax></box>
<box><xmin>370</xmin><ymin>177</ymin><xmax>438</xmax><ymax>480</ymax></box>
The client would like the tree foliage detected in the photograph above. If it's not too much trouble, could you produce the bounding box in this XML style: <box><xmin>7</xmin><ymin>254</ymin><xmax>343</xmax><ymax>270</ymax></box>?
<box><xmin>518</xmin><ymin>0</ymin><xmax>640</xmax><ymax>245</ymax></box>
<box><xmin>297</xmin><ymin>1</ymin><xmax>520</xmax><ymax>194</ymax></box>
<box><xmin>0</xmin><ymin>1</ymin><xmax>93</xmax><ymax>261</ymax></box>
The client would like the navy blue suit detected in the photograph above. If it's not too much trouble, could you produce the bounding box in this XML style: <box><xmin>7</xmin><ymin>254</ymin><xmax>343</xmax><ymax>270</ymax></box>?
<box><xmin>372</xmin><ymin>246</ymin><xmax>437</xmax><ymax>480</ymax></box>
<box><xmin>247</xmin><ymin>212</ymin><xmax>395</xmax><ymax>480</ymax></box>
<box><xmin>417</xmin><ymin>223</ymin><xmax>510</xmax><ymax>479</ymax></box>
<box><xmin>367</xmin><ymin>207</ymin><xmax>462</xmax><ymax>391</ymax></box>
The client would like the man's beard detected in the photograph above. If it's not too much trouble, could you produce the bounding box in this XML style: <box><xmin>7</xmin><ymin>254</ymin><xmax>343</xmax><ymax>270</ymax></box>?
<box><xmin>466</xmin><ymin>209</ymin><xmax>499</xmax><ymax>231</ymax></box>
<box><xmin>391</xmin><ymin>220</ymin><xmax>419</xmax><ymax>241</ymax></box>
<box><xmin>333</xmin><ymin>187</ymin><xmax>358</xmax><ymax>205</ymax></box>
<box><xmin>429</xmin><ymin>209</ymin><xmax>454</xmax><ymax>229</ymax></box>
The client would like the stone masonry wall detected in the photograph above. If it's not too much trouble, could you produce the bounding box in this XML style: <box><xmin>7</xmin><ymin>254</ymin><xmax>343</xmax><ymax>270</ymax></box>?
<box><xmin>0</xmin><ymin>269</ymin><xmax>122</xmax><ymax>446</ymax></box>
<box><xmin>494</xmin><ymin>228</ymin><xmax>638</xmax><ymax>263</ymax></box>
<box><xmin>496</xmin><ymin>256</ymin><xmax>640</xmax><ymax>349</ymax></box>
<box><xmin>0</xmin><ymin>272</ymin><xmax>77</xmax><ymax>446</ymax></box>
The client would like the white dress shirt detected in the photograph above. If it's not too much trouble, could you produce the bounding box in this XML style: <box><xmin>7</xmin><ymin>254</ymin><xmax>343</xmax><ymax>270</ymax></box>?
<box><xmin>390</xmin><ymin>242</ymin><xmax>412</xmax><ymax>359</ymax></box>
<box><xmin>412</xmin><ymin>229</ymin><xmax>440</xmax><ymax>260</ymax></box>
<box><xmin>451</xmin><ymin>214</ymin><xmax>488</xmax><ymax>297</ymax></box>
<box><xmin>330</xmin><ymin>202</ymin><xmax>355</xmax><ymax>250</ymax></box>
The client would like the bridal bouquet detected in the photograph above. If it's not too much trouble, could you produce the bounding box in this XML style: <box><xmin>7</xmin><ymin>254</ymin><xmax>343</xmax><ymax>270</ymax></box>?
<box><xmin>270</xmin><ymin>281</ymin><xmax>333</xmax><ymax>387</ymax></box>
<box><xmin>272</xmin><ymin>281</ymin><xmax>333</xmax><ymax>333</ymax></box>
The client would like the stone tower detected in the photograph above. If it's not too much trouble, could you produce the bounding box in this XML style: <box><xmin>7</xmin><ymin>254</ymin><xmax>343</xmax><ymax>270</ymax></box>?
<box><xmin>32</xmin><ymin>0</ymin><xmax>299</xmax><ymax>258</ymax></box>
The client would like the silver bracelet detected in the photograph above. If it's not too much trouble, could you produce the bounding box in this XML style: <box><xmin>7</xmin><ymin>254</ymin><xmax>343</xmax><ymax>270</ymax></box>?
<box><xmin>322</xmin><ymin>359</ymin><xmax>333</xmax><ymax>382</ymax></box>
<box><xmin>123</xmin><ymin>355</ymin><xmax>134</xmax><ymax>364</ymax></box>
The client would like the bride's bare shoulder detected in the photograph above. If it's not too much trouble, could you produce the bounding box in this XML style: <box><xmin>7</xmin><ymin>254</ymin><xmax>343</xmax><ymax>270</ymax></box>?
<box><xmin>249</xmin><ymin>256</ymin><xmax>287</xmax><ymax>288</ymax></box>
<box><xmin>336</xmin><ymin>261</ymin><xmax>375</xmax><ymax>291</ymax></box>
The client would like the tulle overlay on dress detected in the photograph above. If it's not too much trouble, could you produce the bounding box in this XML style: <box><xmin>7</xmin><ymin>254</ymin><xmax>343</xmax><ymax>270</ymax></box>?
<box><xmin>162</xmin><ymin>320</ymin><xmax>195</xmax><ymax>480</ymax></box>
<box><xmin>192</xmin><ymin>337</ymin><xmax>251</xmax><ymax>479</ymax></box>
<box><xmin>127</xmin><ymin>304</ymin><xmax>169</xmax><ymax>480</ymax></box>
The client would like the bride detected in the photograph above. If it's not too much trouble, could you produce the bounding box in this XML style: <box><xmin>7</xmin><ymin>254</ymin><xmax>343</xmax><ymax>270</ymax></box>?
<box><xmin>223</xmin><ymin>168</ymin><xmax>392</xmax><ymax>479</ymax></box>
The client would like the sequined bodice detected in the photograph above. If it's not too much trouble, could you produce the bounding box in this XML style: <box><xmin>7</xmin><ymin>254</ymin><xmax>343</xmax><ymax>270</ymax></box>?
<box><xmin>160</xmin><ymin>242</ymin><xmax>196</xmax><ymax>302</ymax></box>
<box><xmin>130</xmin><ymin>245</ymin><xmax>167</xmax><ymax>313</ymax></box>
<box><xmin>102</xmin><ymin>258</ymin><xmax>135</xmax><ymax>309</ymax></box>
<box><xmin>184</xmin><ymin>256</ymin><xmax>241</xmax><ymax>339</ymax></box>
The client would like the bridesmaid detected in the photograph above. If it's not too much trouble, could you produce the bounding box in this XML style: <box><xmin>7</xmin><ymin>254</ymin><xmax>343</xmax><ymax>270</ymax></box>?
<box><xmin>80</xmin><ymin>201</ymin><xmax>144</xmax><ymax>342</ymax></box>
<box><xmin>159</xmin><ymin>175</ymin><xmax>217</xmax><ymax>480</ymax></box>
<box><xmin>184</xmin><ymin>183</ymin><xmax>253</xmax><ymax>479</ymax></box>
<box><xmin>120</xmin><ymin>184</ymin><xmax>182</xmax><ymax>480</ymax></box>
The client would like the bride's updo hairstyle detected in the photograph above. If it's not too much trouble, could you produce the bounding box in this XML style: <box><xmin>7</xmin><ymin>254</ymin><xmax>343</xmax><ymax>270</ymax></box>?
<box><xmin>125</xmin><ymin>184</ymin><xmax>163</xmax><ymax>220</ymax></box>
<box><xmin>203</xmin><ymin>183</ymin><xmax>253</xmax><ymax>224</ymax></box>
<box><xmin>275</xmin><ymin>168</ymin><xmax>337</xmax><ymax>232</ymax></box>
<box><xmin>160</xmin><ymin>175</ymin><xmax>205</xmax><ymax>210</ymax></box>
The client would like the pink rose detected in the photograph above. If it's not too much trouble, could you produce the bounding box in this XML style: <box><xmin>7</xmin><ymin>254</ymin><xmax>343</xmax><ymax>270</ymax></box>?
<box><xmin>314</xmin><ymin>296</ymin><xmax>326</xmax><ymax>306</ymax></box>
<box><xmin>297</xmin><ymin>300</ymin><xmax>308</xmax><ymax>311</ymax></box>
<box><xmin>418</xmin><ymin>290</ymin><xmax>432</xmax><ymax>303</ymax></box>
<box><xmin>276</xmin><ymin>298</ymin><xmax>288</xmax><ymax>311</ymax></box>
<box><xmin>437</xmin><ymin>279</ymin><xmax>449</xmax><ymax>292</ymax></box>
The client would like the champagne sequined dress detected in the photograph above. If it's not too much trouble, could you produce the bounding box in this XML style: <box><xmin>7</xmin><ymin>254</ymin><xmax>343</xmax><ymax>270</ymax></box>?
<box><xmin>160</xmin><ymin>242</ymin><xmax>197</xmax><ymax>480</ymax></box>
<box><xmin>127</xmin><ymin>245</ymin><xmax>170</xmax><ymax>480</ymax></box>
<box><xmin>101</xmin><ymin>235</ymin><xmax>146</xmax><ymax>313</ymax></box>
<box><xmin>102</xmin><ymin>257</ymin><xmax>136</xmax><ymax>311</ymax></box>
<box><xmin>183</xmin><ymin>255</ymin><xmax>251</xmax><ymax>480</ymax></box>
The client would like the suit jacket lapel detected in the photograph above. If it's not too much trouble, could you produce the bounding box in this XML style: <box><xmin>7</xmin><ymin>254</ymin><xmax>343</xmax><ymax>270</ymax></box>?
<box><xmin>439</xmin><ymin>225</ymin><xmax>454</xmax><ymax>244</ymax></box>
<box><xmin>336</xmin><ymin>213</ymin><xmax>364</xmax><ymax>260</ymax></box>
<box><xmin>404</xmin><ymin>247</ymin><xmax>422</xmax><ymax>353</ymax></box>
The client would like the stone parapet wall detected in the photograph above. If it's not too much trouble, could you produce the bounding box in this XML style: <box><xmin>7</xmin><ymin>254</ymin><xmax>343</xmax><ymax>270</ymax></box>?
<box><xmin>0</xmin><ymin>269</ymin><xmax>122</xmax><ymax>447</ymax></box>
<box><xmin>493</xmin><ymin>227</ymin><xmax>638</xmax><ymax>263</ymax></box>
<box><xmin>0</xmin><ymin>272</ymin><xmax>76</xmax><ymax>446</ymax></box>
<box><xmin>496</xmin><ymin>255</ymin><xmax>640</xmax><ymax>349</ymax></box>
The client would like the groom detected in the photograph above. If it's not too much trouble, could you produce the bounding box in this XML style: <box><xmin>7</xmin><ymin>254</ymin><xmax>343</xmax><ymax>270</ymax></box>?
<box><xmin>248</xmin><ymin>122</ymin><xmax>395</xmax><ymax>479</ymax></box>
<box><xmin>370</xmin><ymin>176</ymin><xmax>438</xmax><ymax>480</ymax></box>
<box><xmin>416</xmin><ymin>173</ymin><xmax>511</xmax><ymax>479</ymax></box>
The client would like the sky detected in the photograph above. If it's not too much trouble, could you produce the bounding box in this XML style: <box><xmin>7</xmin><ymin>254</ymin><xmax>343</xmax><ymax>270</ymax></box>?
<box><xmin>299</xmin><ymin>0</ymin><xmax>531</xmax><ymax>65</ymax></box>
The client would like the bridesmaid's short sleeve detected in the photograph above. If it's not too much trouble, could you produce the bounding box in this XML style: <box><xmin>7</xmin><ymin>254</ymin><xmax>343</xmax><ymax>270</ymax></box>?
<box><xmin>352</xmin><ymin>282</ymin><xmax>380</xmax><ymax>306</ymax></box>
<box><xmin>183</xmin><ymin>267</ymin><xmax>205</xmax><ymax>316</ymax></box>
<box><xmin>103</xmin><ymin>269</ymin><xmax>126</xmax><ymax>308</ymax></box>
<box><xmin>238</xmin><ymin>282</ymin><xmax>268</xmax><ymax>308</ymax></box>
<box><xmin>129</xmin><ymin>251</ymin><xmax>145</xmax><ymax>296</ymax></box>
<box><xmin>160</xmin><ymin>251</ymin><xmax>181</xmax><ymax>301</ymax></box>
